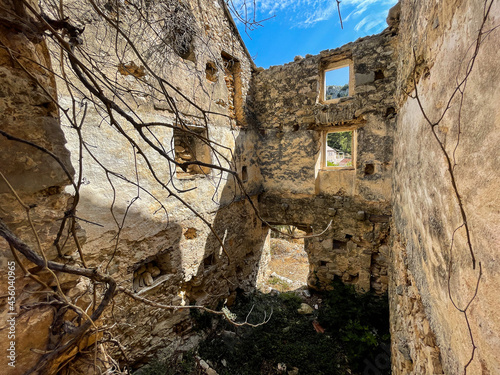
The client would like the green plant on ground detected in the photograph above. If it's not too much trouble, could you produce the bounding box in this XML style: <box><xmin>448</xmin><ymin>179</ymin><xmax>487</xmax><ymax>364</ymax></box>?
<box><xmin>267</xmin><ymin>276</ymin><xmax>291</xmax><ymax>291</ymax></box>
<box><xmin>192</xmin><ymin>282</ymin><xmax>390</xmax><ymax>375</ymax></box>
<box><xmin>198</xmin><ymin>291</ymin><xmax>349</xmax><ymax>375</ymax></box>
<box><xmin>319</xmin><ymin>279</ymin><xmax>390</xmax><ymax>374</ymax></box>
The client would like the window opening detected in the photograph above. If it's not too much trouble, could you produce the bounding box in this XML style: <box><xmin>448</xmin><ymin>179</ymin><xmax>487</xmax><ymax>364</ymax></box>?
<box><xmin>326</xmin><ymin>130</ymin><xmax>353</xmax><ymax>168</ymax></box>
<box><xmin>132</xmin><ymin>249</ymin><xmax>172</xmax><ymax>292</ymax></box>
<box><xmin>320</xmin><ymin>59</ymin><xmax>354</xmax><ymax>103</ymax></box>
<box><xmin>325</xmin><ymin>66</ymin><xmax>350</xmax><ymax>100</ymax></box>
<box><xmin>173</xmin><ymin>127</ymin><xmax>211</xmax><ymax>177</ymax></box>
<box><xmin>205</xmin><ymin>61</ymin><xmax>218</xmax><ymax>82</ymax></box>
<box><xmin>222</xmin><ymin>53</ymin><xmax>236</xmax><ymax>119</ymax></box>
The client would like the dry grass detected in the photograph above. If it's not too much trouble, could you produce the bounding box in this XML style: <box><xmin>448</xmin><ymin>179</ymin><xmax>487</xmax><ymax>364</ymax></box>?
<box><xmin>259</xmin><ymin>237</ymin><xmax>309</xmax><ymax>292</ymax></box>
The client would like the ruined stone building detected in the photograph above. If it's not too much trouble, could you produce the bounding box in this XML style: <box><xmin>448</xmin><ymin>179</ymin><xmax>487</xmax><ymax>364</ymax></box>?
<box><xmin>0</xmin><ymin>0</ymin><xmax>499</xmax><ymax>374</ymax></box>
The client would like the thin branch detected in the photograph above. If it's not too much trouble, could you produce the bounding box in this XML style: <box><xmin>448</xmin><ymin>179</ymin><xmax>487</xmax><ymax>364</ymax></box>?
<box><xmin>336</xmin><ymin>1</ymin><xmax>343</xmax><ymax>30</ymax></box>
<box><xmin>118</xmin><ymin>287</ymin><xmax>272</xmax><ymax>328</ymax></box>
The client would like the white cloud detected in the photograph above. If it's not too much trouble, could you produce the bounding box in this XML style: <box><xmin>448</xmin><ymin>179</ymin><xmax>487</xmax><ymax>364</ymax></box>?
<box><xmin>354</xmin><ymin>9</ymin><xmax>390</xmax><ymax>32</ymax></box>
<box><xmin>230</xmin><ymin>0</ymin><xmax>397</xmax><ymax>29</ymax></box>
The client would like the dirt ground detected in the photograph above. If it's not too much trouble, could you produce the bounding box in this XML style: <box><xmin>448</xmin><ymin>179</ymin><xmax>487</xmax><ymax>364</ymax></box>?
<box><xmin>258</xmin><ymin>237</ymin><xmax>309</xmax><ymax>292</ymax></box>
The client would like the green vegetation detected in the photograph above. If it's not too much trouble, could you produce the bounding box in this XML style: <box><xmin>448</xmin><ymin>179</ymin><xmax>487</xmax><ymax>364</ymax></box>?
<box><xmin>138</xmin><ymin>282</ymin><xmax>390</xmax><ymax>374</ymax></box>
<box><xmin>267</xmin><ymin>275</ymin><xmax>291</xmax><ymax>291</ymax></box>
<box><xmin>197</xmin><ymin>292</ymin><xmax>348</xmax><ymax>375</ymax></box>
<box><xmin>328</xmin><ymin>160</ymin><xmax>353</xmax><ymax>167</ymax></box>
<box><xmin>327</xmin><ymin>131</ymin><xmax>352</xmax><ymax>154</ymax></box>
<box><xmin>194</xmin><ymin>280</ymin><xmax>390</xmax><ymax>375</ymax></box>
<box><xmin>320</xmin><ymin>279</ymin><xmax>390</xmax><ymax>373</ymax></box>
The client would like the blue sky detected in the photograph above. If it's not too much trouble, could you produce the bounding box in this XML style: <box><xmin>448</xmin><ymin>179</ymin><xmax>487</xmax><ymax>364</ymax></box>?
<box><xmin>232</xmin><ymin>0</ymin><xmax>398</xmax><ymax>69</ymax></box>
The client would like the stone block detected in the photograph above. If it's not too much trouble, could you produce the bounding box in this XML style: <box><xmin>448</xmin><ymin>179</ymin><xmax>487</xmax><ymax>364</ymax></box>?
<box><xmin>355</xmin><ymin>72</ymin><xmax>375</xmax><ymax>85</ymax></box>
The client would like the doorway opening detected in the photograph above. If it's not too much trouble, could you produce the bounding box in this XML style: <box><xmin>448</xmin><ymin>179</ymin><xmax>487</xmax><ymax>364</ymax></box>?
<box><xmin>259</xmin><ymin>224</ymin><xmax>310</xmax><ymax>293</ymax></box>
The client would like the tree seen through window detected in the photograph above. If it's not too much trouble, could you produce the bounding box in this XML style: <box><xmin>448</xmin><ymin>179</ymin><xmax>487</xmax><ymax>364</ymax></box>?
<box><xmin>326</xmin><ymin>131</ymin><xmax>353</xmax><ymax>167</ymax></box>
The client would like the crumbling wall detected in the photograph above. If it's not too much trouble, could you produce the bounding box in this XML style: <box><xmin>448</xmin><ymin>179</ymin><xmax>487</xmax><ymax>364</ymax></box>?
<box><xmin>53</xmin><ymin>0</ymin><xmax>270</xmax><ymax>369</ymax></box>
<box><xmin>0</xmin><ymin>0</ymin><xmax>270</xmax><ymax>373</ymax></box>
<box><xmin>252</xmin><ymin>30</ymin><xmax>398</xmax><ymax>293</ymax></box>
<box><xmin>259</xmin><ymin>194</ymin><xmax>390</xmax><ymax>293</ymax></box>
<box><xmin>0</xmin><ymin>1</ymin><xmax>78</xmax><ymax>373</ymax></box>
<box><xmin>391</xmin><ymin>0</ymin><xmax>500</xmax><ymax>373</ymax></box>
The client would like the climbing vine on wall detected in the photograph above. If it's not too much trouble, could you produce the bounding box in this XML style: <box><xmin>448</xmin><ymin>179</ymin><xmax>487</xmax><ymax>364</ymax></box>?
<box><xmin>406</xmin><ymin>1</ymin><xmax>498</xmax><ymax>372</ymax></box>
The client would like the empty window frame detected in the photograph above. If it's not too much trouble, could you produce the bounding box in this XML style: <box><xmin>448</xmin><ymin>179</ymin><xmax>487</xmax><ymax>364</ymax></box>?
<box><xmin>173</xmin><ymin>127</ymin><xmax>211</xmax><ymax>177</ymax></box>
<box><xmin>320</xmin><ymin>59</ymin><xmax>354</xmax><ymax>103</ymax></box>
<box><xmin>324</xmin><ymin>130</ymin><xmax>354</xmax><ymax>169</ymax></box>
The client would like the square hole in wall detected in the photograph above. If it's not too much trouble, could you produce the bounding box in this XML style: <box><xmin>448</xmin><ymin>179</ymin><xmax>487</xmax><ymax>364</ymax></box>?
<box><xmin>173</xmin><ymin>127</ymin><xmax>211</xmax><ymax>177</ymax></box>
<box><xmin>205</xmin><ymin>61</ymin><xmax>218</xmax><ymax>82</ymax></box>
<box><xmin>320</xmin><ymin>59</ymin><xmax>354</xmax><ymax>103</ymax></box>
<box><xmin>325</xmin><ymin>130</ymin><xmax>354</xmax><ymax>168</ymax></box>
<box><xmin>241</xmin><ymin>166</ymin><xmax>248</xmax><ymax>182</ymax></box>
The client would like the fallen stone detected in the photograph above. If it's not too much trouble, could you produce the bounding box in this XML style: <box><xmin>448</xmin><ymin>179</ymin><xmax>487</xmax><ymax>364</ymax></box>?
<box><xmin>297</xmin><ymin>303</ymin><xmax>314</xmax><ymax>315</ymax></box>
<box><xmin>150</xmin><ymin>266</ymin><xmax>161</xmax><ymax>277</ymax></box>
<box><xmin>133</xmin><ymin>277</ymin><xmax>140</xmax><ymax>292</ymax></box>
<box><xmin>199</xmin><ymin>359</ymin><xmax>210</xmax><ymax>370</ymax></box>
<box><xmin>270</xmin><ymin>272</ymin><xmax>293</xmax><ymax>284</ymax></box>
<box><xmin>277</xmin><ymin>363</ymin><xmax>287</xmax><ymax>373</ymax></box>
<box><xmin>143</xmin><ymin>272</ymin><xmax>154</xmax><ymax>286</ymax></box>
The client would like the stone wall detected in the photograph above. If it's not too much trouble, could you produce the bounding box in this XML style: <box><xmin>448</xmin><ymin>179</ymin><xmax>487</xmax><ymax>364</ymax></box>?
<box><xmin>0</xmin><ymin>0</ymin><xmax>270</xmax><ymax>373</ymax></box>
<box><xmin>0</xmin><ymin>0</ymin><xmax>79</xmax><ymax>372</ymax></box>
<box><xmin>252</xmin><ymin>30</ymin><xmax>398</xmax><ymax>293</ymax></box>
<box><xmin>55</xmin><ymin>0</ymin><xmax>271</xmax><ymax>369</ymax></box>
<box><xmin>259</xmin><ymin>194</ymin><xmax>390</xmax><ymax>294</ymax></box>
<box><xmin>391</xmin><ymin>0</ymin><xmax>500</xmax><ymax>373</ymax></box>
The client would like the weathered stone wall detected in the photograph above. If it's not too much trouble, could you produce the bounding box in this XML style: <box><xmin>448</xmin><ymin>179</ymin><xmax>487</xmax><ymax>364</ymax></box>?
<box><xmin>259</xmin><ymin>194</ymin><xmax>390</xmax><ymax>293</ymax></box>
<box><xmin>391</xmin><ymin>0</ymin><xmax>500</xmax><ymax>373</ymax></box>
<box><xmin>3</xmin><ymin>0</ymin><xmax>499</xmax><ymax>373</ymax></box>
<box><xmin>53</xmin><ymin>0</ymin><xmax>271</xmax><ymax>369</ymax></box>
<box><xmin>252</xmin><ymin>30</ymin><xmax>398</xmax><ymax>293</ymax></box>
<box><xmin>0</xmin><ymin>0</ymin><xmax>269</xmax><ymax>373</ymax></box>
<box><xmin>0</xmin><ymin>1</ymin><xmax>79</xmax><ymax>373</ymax></box>
<box><xmin>0</xmin><ymin>0</ymin><xmax>74</xmax><ymax>195</ymax></box>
